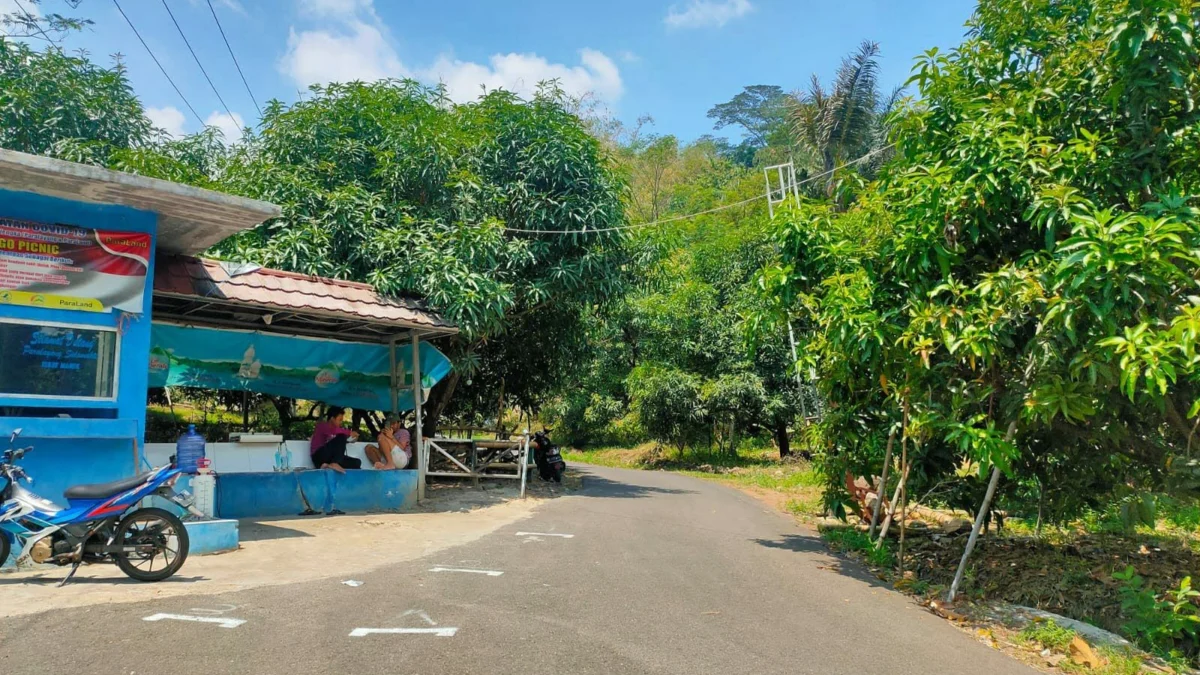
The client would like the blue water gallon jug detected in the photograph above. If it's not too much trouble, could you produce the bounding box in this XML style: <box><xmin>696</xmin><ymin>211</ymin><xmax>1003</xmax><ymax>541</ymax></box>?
<box><xmin>176</xmin><ymin>424</ymin><xmax>206</xmax><ymax>474</ymax></box>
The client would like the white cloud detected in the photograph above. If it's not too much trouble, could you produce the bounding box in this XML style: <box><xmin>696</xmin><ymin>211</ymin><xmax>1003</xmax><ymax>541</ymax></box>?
<box><xmin>280</xmin><ymin>0</ymin><xmax>622</xmax><ymax>104</ymax></box>
<box><xmin>281</xmin><ymin>21</ymin><xmax>408</xmax><ymax>87</ymax></box>
<box><xmin>618</xmin><ymin>50</ymin><xmax>640</xmax><ymax>64</ymax></box>
<box><xmin>146</xmin><ymin>106</ymin><xmax>188</xmax><ymax>138</ymax></box>
<box><xmin>425</xmin><ymin>49</ymin><xmax>623</xmax><ymax>104</ymax></box>
<box><xmin>665</xmin><ymin>0</ymin><xmax>753</xmax><ymax>29</ymax></box>
<box><xmin>205</xmin><ymin>110</ymin><xmax>245</xmax><ymax>142</ymax></box>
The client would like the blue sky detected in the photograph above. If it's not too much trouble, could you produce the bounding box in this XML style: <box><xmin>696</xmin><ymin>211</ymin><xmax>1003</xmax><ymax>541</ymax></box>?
<box><xmin>5</xmin><ymin>0</ymin><xmax>976</xmax><ymax>143</ymax></box>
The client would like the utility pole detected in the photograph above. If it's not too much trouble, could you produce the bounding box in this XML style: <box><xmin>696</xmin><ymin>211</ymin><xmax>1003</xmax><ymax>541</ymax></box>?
<box><xmin>764</xmin><ymin>161</ymin><xmax>809</xmax><ymax>421</ymax></box>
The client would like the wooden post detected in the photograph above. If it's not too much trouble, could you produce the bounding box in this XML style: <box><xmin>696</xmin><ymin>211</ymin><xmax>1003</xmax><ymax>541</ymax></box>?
<box><xmin>412</xmin><ymin>331</ymin><xmax>425</xmax><ymax>503</ymax></box>
<box><xmin>519</xmin><ymin>433</ymin><xmax>529</xmax><ymax>498</ymax></box>
<box><xmin>868</xmin><ymin>426</ymin><xmax>896</xmax><ymax>539</ymax></box>
<box><xmin>947</xmin><ymin>420</ymin><xmax>1017</xmax><ymax>603</ymax></box>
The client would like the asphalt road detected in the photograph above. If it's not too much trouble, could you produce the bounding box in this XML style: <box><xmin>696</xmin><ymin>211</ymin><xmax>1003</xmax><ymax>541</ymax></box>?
<box><xmin>0</xmin><ymin>465</ymin><xmax>1034</xmax><ymax>675</ymax></box>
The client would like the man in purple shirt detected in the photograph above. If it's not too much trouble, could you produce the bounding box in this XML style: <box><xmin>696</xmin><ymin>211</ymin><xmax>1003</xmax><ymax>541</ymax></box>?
<box><xmin>310</xmin><ymin>408</ymin><xmax>361</xmax><ymax>473</ymax></box>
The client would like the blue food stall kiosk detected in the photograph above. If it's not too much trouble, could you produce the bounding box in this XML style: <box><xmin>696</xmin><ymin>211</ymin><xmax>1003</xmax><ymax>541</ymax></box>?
<box><xmin>0</xmin><ymin>149</ymin><xmax>456</xmax><ymax>564</ymax></box>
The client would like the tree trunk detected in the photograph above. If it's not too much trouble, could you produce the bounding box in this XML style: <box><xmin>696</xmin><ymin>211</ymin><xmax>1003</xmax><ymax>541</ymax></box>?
<box><xmin>774</xmin><ymin>418</ymin><xmax>792</xmax><ymax>458</ymax></box>
<box><xmin>947</xmin><ymin>420</ymin><xmax>1017</xmax><ymax>603</ymax></box>
<box><xmin>422</xmin><ymin>369</ymin><xmax>461</xmax><ymax>438</ymax></box>
<box><xmin>869</xmin><ymin>426</ymin><xmax>897</xmax><ymax>539</ymax></box>
<box><xmin>269</xmin><ymin>396</ymin><xmax>296</xmax><ymax>439</ymax></box>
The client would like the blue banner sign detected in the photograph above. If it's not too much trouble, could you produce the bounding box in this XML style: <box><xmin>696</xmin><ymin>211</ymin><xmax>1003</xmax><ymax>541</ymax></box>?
<box><xmin>147</xmin><ymin>323</ymin><xmax>450</xmax><ymax>411</ymax></box>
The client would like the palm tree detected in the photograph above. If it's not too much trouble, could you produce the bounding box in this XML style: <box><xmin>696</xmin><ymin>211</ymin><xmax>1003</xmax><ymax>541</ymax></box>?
<box><xmin>790</xmin><ymin>40</ymin><xmax>902</xmax><ymax>196</ymax></box>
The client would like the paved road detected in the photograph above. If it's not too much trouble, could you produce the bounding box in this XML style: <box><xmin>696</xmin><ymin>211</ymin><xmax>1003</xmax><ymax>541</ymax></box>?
<box><xmin>0</xmin><ymin>465</ymin><xmax>1033</xmax><ymax>675</ymax></box>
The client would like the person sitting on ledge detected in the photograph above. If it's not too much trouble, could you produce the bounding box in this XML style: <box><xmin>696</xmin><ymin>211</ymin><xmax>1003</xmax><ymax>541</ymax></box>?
<box><xmin>310</xmin><ymin>408</ymin><xmax>361</xmax><ymax>474</ymax></box>
<box><xmin>365</xmin><ymin>415</ymin><xmax>411</xmax><ymax>470</ymax></box>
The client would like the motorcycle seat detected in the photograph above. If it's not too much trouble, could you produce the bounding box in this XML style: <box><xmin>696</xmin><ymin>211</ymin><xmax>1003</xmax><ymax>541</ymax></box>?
<box><xmin>64</xmin><ymin>472</ymin><xmax>153</xmax><ymax>500</ymax></box>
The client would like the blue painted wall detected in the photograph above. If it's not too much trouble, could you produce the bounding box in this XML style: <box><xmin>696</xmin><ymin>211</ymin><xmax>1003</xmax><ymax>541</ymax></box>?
<box><xmin>215</xmin><ymin>470</ymin><xmax>418</xmax><ymax>519</ymax></box>
<box><xmin>0</xmin><ymin>188</ymin><xmax>157</xmax><ymax>503</ymax></box>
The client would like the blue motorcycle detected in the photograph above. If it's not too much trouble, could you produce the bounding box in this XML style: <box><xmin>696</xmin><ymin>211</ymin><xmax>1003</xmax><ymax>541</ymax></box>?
<box><xmin>0</xmin><ymin>429</ymin><xmax>192</xmax><ymax>585</ymax></box>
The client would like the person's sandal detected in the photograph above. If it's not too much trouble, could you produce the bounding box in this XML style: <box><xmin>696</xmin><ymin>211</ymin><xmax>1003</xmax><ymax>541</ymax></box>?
<box><xmin>298</xmin><ymin>508</ymin><xmax>319</xmax><ymax>516</ymax></box>
<box><xmin>326</xmin><ymin>509</ymin><xmax>346</xmax><ymax>516</ymax></box>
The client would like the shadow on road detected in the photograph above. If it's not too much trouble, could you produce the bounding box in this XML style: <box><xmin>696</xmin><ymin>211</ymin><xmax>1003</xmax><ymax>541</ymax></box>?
<box><xmin>576</xmin><ymin>473</ymin><xmax>697</xmax><ymax>499</ymax></box>
<box><xmin>0</xmin><ymin>574</ymin><xmax>208</xmax><ymax>586</ymax></box>
<box><xmin>238</xmin><ymin>521</ymin><xmax>317</xmax><ymax>542</ymax></box>
<box><xmin>752</xmin><ymin>534</ymin><xmax>893</xmax><ymax>589</ymax></box>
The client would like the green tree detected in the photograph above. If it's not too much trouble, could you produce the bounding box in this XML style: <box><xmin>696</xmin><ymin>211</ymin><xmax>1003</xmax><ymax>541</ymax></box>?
<box><xmin>0</xmin><ymin>37</ymin><xmax>153</xmax><ymax>164</ymax></box>
<box><xmin>197</xmin><ymin>80</ymin><xmax>628</xmax><ymax>433</ymax></box>
<box><xmin>706</xmin><ymin>84</ymin><xmax>791</xmax><ymax>166</ymax></box>
<box><xmin>789</xmin><ymin>40</ymin><xmax>903</xmax><ymax>195</ymax></box>
<box><xmin>758</xmin><ymin>0</ymin><xmax>1200</xmax><ymax>608</ymax></box>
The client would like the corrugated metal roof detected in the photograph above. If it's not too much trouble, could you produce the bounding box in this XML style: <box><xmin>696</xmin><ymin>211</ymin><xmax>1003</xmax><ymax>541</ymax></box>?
<box><xmin>0</xmin><ymin>148</ymin><xmax>280</xmax><ymax>255</ymax></box>
<box><xmin>153</xmin><ymin>255</ymin><xmax>456</xmax><ymax>336</ymax></box>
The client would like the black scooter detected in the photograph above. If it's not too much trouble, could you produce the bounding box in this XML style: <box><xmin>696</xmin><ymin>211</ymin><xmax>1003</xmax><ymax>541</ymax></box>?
<box><xmin>531</xmin><ymin>430</ymin><xmax>565</xmax><ymax>483</ymax></box>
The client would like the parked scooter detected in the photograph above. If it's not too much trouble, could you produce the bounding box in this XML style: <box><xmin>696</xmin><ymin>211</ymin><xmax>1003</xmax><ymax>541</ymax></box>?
<box><xmin>531</xmin><ymin>429</ymin><xmax>566</xmax><ymax>483</ymax></box>
<box><xmin>0</xmin><ymin>429</ymin><xmax>192</xmax><ymax>585</ymax></box>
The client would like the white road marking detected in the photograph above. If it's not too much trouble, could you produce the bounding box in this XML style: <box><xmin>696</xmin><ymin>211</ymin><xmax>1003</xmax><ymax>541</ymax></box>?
<box><xmin>188</xmin><ymin>605</ymin><xmax>238</xmax><ymax>615</ymax></box>
<box><xmin>350</xmin><ymin>627</ymin><xmax>458</xmax><ymax>637</ymax></box>
<box><xmin>143</xmin><ymin>613</ymin><xmax>245</xmax><ymax>629</ymax></box>
<box><xmin>429</xmin><ymin>566</ymin><xmax>504</xmax><ymax>576</ymax></box>
<box><xmin>399</xmin><ymin>609</ymin><xmax>437</xmax><ymax>626</ymax></box>
<box><xmin>515</xmin><ymin>532</ymin><xmax>574</xmax><ymax>538</ymax></box>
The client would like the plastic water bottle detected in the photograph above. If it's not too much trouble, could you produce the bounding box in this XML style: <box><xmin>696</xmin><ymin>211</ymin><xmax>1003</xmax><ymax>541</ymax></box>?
<box><xmin>274</xmin><ymin>442</ymin><xmax>292</xmax><ymax>472</ymax></box>
<box><xmin>176</xmin><ymin>424</ymin><xmax>206</xmax><ymax>474</ymax></box>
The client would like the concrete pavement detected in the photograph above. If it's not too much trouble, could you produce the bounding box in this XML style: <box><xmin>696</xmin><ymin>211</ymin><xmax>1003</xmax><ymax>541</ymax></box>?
<box><xmin>0</xmin><ymin>465</ymin><xmax>1035</xmax><ymax>674</ymax></box>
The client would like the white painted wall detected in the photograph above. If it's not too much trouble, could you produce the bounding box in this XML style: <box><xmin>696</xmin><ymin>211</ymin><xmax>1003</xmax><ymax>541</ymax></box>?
<box><xmin>143</xmin><ymin>441</ymin><xmax>410</xmax><ymax>473</ymax></box>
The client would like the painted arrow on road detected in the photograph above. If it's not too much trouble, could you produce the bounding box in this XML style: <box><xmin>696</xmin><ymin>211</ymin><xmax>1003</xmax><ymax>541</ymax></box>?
<box><xmin>349</xmin><ymin>627</ymin><xmax>458</xmax><ymax>637</ymax></box>
<box><xmin>143</xmin><ymin>613</ymin><xmax>246</xmax><ymax>629</ymax></box>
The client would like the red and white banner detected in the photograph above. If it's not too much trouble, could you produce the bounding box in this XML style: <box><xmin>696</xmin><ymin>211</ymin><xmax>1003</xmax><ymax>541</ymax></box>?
<box><xmin>0</xmin><ymin>217</ymin><xmax>150</xmax><ymax>314</ymax></box>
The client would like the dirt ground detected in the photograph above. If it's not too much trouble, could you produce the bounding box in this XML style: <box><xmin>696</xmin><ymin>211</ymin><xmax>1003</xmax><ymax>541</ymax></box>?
<box><xmin>0</xmin><ymin>481</ymin><xmax>548</xmax><ymax>618</ymax></box>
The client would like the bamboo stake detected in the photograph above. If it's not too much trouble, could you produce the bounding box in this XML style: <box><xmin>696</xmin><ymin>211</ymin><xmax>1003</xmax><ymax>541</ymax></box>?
<box><xmin>898</xmin><ymin>440</ymin><xmax>912</xmax><ymax>576</ymax></box>
<box><xmin>868</xmin><ymin>426</ymin><xmax>897</xmax><ymax>539</ymax></box>
<box><xmin>875</xmin><ymin>454</ymin><xmax>908</xmax><ymax>545</ymax></box>
<box><xmin>876</xmin><ymin>404</ymin><xmax>910</xmax><ymax>546</ymax></box>
<box><xmin>947</xmin><ymin>420</ymin><xmax>1017</xmax><ymax>603</ymax></box>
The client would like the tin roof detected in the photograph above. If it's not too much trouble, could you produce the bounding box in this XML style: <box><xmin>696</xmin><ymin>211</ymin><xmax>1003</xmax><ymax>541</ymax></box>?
<box><xmin>152</xmin><ymin>256</ymin><xmax>457</xmax><ymax>342</ymax></box>
<box><xmin>0</xmin><ymin>148</ymin><xmax>280</xmax><ymax>255</ymax></box>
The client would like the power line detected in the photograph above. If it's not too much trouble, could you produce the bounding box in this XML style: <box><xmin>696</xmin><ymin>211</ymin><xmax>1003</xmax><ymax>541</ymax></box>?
<box><xmin>502</xmin><ymin>144</ymin><xmax>895</xmax><ymax>235</ymax></box>
<box><xmin>204</xmin><ymin>0</ymin><xmax>262</xmax><ymax>118</ymax></box>
<box><xmin>111</xmin><ymin>0</ymin><xmax>205</xmax><ymax>127</ymax></box>
<box><xmin>159</xmin><ymin>0</ymin><xmax>238</xmax><ymax>130</ymax></box>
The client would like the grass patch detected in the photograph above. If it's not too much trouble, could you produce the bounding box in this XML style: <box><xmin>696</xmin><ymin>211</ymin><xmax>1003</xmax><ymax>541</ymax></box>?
<box><xmin>821</xmin><ymin>527</ymin><xmax>896</xmax><ymax>568</ymax></box>
<box><xmin>1017</xmin><ymin>619</ymin><xmax>1077</xmax><ymax>651</ymax></box>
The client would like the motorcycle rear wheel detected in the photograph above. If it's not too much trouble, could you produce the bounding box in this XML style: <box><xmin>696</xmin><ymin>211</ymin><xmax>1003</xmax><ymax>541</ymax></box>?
<box><xmin>0</xmin><ymin>532</ymin><xmax>10</xmax><ymax>567</ymax></box>
<box><xmin>113</xmin><ymin>507</ymin><xmax>189</xmax><ymax>582</ymax></box>
<box><xmin>553</xmin><ymin>465</ymin><xmax>565</xmax><ymax>483</ymax></box>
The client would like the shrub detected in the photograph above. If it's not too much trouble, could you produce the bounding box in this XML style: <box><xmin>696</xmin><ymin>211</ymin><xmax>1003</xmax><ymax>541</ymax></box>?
<box><xmin>1114</xmin><ymin>566</ymin><xmax>1200</xmax><ymax>661</ymax></box>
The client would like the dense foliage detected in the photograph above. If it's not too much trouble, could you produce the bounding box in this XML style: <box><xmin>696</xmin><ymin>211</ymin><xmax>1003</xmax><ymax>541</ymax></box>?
<box><xmin>757</xmin><ymin>0</ymin><xmax>1200</xmax><ymax>539</ymax></box>
<box><xmin>0</xmin><ymin>38</ymin><xmax>153</xmax><ymax>163</ymax></box>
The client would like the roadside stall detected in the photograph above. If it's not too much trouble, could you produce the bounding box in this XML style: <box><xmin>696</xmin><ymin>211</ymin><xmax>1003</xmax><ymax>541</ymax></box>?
<box><xmin>0</xmin><ymin>149</ymin><xmax>456</xmax><ymax>563</ymax></box>
<box><xmin>144</xmin><ymin>255</ymin><xmax>457</xmax><ymax>517</ymax></box>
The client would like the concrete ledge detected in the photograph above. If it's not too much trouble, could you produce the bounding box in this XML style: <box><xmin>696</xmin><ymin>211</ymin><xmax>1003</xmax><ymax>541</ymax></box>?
<box><xmin>185</xmin><ymin>519</ymin><xmax>239</xmax><ymax>556</ymax></box>
<box><xmin>215</xmin><ymin>470</ymin><xmax>418</xmax><ymax>519</ymax></box>
<box><xmin>2</xmin><ymin>519</ymin><xmax>238</xmax><ymax>570</ymax></box>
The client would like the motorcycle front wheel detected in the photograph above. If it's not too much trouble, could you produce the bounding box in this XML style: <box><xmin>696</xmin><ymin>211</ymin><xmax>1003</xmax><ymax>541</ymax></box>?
<box><xmin>0</xmin><ymin>532</ymin><xmax>10</xmax><ymax>567</ymax></box>
<box><xmin>113</xmin><ymin>507</ymin><xmax>190</xmax><ymax>582</ymax></box>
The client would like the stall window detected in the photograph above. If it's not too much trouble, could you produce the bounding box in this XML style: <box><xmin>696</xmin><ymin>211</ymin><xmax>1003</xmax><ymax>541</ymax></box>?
<box><xmin>0</xmin><ymin>319</ymin><xmax>119</xmax><ymax>401</ymax></box>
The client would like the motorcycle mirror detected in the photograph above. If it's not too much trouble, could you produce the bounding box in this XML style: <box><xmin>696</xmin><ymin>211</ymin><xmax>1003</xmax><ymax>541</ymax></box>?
<box><xmin>9</xmin><ymin>428</ymin><xmax>20</xmax><ymax>443</ymax></box>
